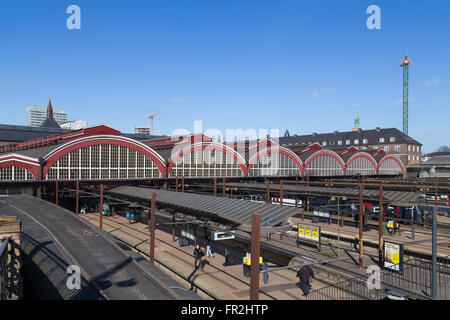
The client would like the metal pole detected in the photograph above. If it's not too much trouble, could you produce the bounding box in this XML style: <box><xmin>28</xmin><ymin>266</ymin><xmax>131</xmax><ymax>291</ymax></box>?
<box><xmin>280</xmin><ymin>180</ymin><xmax>283</xmax><ymax>205</ymax></box>
<box><xmin>99</xmin><ymin>184</ymin><xmax>103</xmax><ymax>230</ymax></box>
<box><xmin>55</xmin><ymin>180</ymin><xmax>59</xmax><ymax>206</ymax></box>
<box><xmin>432</xmin><ymin>206</ymin><xmax>437</xmax><ymax>299</ymax></box>
<box><xmin>379</xmin><ymin>183</ymin><xmax>383</xmax><ymax>265</ymax></box>
<box><xmin>182</xmin><ymin>176</ymin><xmax>185</xmax><ymax>193</ymax></box>
<box><xmin>150</xmin><ymin>192</ymin><xmax>156</xmax><ymax>264</ymax></box>
<box><xmin>359</xmin><ymin>181</ymin><xmax>364</xmax><ymax>268</ymax></box>
<box><xmin>265</xmin><ymin>179</ymin><xmax>270</xmax><ymax>204</ymax></box>
<box><xmin>337</xmin><ymin>197</ymin><xmax>340</xmax><ymax>258</ymax></box>
<box><xmin>175</xmin><ymin>176</ymin><xmax>178</xmax><ymax>192</ymax></box>
<box><xmin>222</xmin><ymin>177</ymin><xmax>226</xmax><ymax>197</ymax></box>
<box><xmin>75</xmin><ymin>180</ymin><xmax>79</xmax><ymax>214</ymax></box>
<box><xmin>306</xmin><ymin>176</ymin><xmax>310</xmax><ymax>213</ymax></box>
<box><xmin>435</xmin><ymin>177</ymin><xmax>438</xmax><ymax>205</ymax></box>
<box><xmin>250</xmin><ymin>213</ymin><xmax>261</xmax><ymax>300</ymax></box>
<box><xmin>172</xmin><ymin>213</ymin><xmax>176</xmax><ymax>242</ymax></box>
<box><xmin>214</xmin><ymin>178</ymin><xmax>217</xmax><ymax>197</ymax></box>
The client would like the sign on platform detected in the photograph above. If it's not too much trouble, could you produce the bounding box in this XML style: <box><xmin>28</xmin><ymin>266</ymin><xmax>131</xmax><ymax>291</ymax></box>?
<box><xmin>298</xmin><ymin>223</ymin><xmax>320</xmax><ymax>242</ymax></box>
<box><xmin>383</xmin><ymin>240</ymin><xmax>404</xmax><ymax>272</ymax></box>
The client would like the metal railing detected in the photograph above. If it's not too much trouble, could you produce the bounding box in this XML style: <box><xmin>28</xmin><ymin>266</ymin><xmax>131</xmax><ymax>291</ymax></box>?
<box><xmin>307</xmin><ymin>257</ymin><xmax>449</xmax><ymax>300</ymax></box>
<box><xmin>381</xmin><ymin>257</ymin><xmax>449</xmax><ymax>300</ymax></box>
<box><xmin>0</xmin><ymin>238</ymin><xmax>9</xmax><ymax>300</ymax></box>
<box><xmin>307</xmin><ymin>277</ymin><xmax>386</xmax><ymax>300</ymax></box>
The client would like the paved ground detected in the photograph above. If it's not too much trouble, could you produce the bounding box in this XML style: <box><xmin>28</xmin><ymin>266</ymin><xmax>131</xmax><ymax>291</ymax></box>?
<box><xmin>0</xmin><ymin>194</ymin><xmax>199</xmax><ymax>300</ymax></box>
<box><xmin>80</xmin><ymin>212</ymin><xmax>330</xmax><ymax>300</ymax></box>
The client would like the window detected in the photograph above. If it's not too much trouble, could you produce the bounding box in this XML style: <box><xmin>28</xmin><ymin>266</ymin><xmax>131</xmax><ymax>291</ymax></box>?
<box><xmin>408</xmin><ymin>145</ymin><xmax>411</xmax><ymax>152</ymax></box>
<box><xmin>390</xmin><ymin>137</ymin><xmax>396</xmax><ymax>142</ymax></box>
<box><xmin>395</xmin><ymin>145</ymin><xmax>400</xmax><ymax>152</ymax></box>
<box><xmin>412</xmin><ymin>146</ymin><xmax>415</xmax><ymax>152</ymax></box>
<box><xmin>408</xmin><ymin>155</ymin><xmax>411</xmax><ymax>161</ymax></box>
<box><xmin>384</xmin><ymin>146</ymin><xmax>390</xmax><ymax>152</ymax></box>
<box><xmin>354</xmin><ymin>139</ymin><xmax>359</xmax><ymax>144</ymax></box>
<box><xmin>363</xmin><ymin>138</ymin><xmax>368</xmax><ymax>144</ymax></box>
<box><xmin>346</xmin><ymin>140</ymin><xmax>351</xmax><ymax>145</ymax></box>
<box><xmin>379</xmin><ymin>137</ymin><xmax>385</xmax><ymax>143</ymax></box>
<box><xmin>338</xmin><ymin>140</ymin><xmax>343</xmax><ymax>146</ymax></box>
<box><xmin>322</xmin><ymin>141</ymin><xmax>327</xmax><ymax>146</ymax></box>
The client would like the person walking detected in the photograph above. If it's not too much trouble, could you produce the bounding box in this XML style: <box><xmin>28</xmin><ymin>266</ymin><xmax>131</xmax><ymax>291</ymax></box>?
<box><xmin>224</xmin><ymin>247</ymin><xmax>230</xmax><ymax>266</ymax></box>
<box><xmin>297</xmin><ymin>265</ymin><xmax>315</xmax><ymax>297</ymax></box>
<box><xmin>205</xmin><ymin>239</ymin><xmax>213</xmax><ymax>258</ymax></box>
<box><xmin>193</xmin><ymin>244</ymin><xmax>205</xmax><ymax>271</ymax></box>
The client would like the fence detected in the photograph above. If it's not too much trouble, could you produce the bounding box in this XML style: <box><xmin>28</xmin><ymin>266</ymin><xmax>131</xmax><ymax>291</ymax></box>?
<box><xmin>307</xmin><ymin>256</ymin><xmax>449</xmax><ymax>300</ymax></box>
<box><xmin>307</xmin><ymin>277</ymin><xmax>386</xmax><ymax>300</ymax></box>
<box><xmin>0</xmin><ymin>238</ymin><xmax>9</xmax><ymax>300</ymax></box>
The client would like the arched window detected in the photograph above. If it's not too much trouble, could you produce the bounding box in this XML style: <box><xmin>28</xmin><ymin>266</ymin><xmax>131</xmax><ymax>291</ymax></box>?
<box><xmin>345</xmin><ymin>153</ymin><xmax>377</xmax><ymax>176</ymax></box>
<box><xmin>43</xmin><ymin>135</ymin><xmax>166</xmax><ymax>179</ymax></box>
<box><xmin>0</xmin><ymin>166</ymin><xmax>35</xmax><ymax>180</ymax></box>
<box><xmin>304</xmin><ymin>151</ymin><xmax>345</xmax><ymax>176</ymax></box>
<box><xmin>248</xmin><ymin>147</ymin><xmax>303</xmax><ymax>176</ymax></box>
<box><xmin>378</xmin><ymin>156</ymin><xmax>404</xmax><ymax>175</ymax></box>
<box><xmin>168</xmin><ymin>142</ymin><xmax>246</xmax><ymax>177</ymax></box>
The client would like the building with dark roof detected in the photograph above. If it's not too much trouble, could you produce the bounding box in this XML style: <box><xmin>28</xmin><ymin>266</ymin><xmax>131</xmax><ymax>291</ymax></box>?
<box><xmin>407</xmin><ymin>155</ymin><xmax>450</xmax><ymax>178</ymax></box>
<box><xmin>0</xmin><ymin>123</ymin><xmax>406</xmax><ymax>182</ymax></box>
<box><xmin>280</xmin><ymin>127</ymin><xmax>422</xmax><ymax>167</ymax></box>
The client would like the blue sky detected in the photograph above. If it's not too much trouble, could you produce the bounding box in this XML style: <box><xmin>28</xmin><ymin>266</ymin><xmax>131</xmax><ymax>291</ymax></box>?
<box><xmin>0</xmin><ymin>0</ymin><xmax>448</xmax><ymax>153</ymax></box>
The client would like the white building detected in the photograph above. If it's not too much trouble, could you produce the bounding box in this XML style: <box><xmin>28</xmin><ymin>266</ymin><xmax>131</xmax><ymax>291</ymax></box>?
<box><xmin>26</xmin><ymin>105</ymin><xmax>67</xmax><ymax>127</ymax></box>
<box><xmin>60</xmin><ymin>120</ymin><xmax>88</xmax><ymax>130</ymax></box>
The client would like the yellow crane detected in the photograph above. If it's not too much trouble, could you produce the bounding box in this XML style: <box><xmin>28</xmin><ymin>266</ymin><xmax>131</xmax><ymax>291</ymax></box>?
<box><xmin>148</xmin><ymin>110</ymin><xmax>162</xmax><ymax>135</ymax></box>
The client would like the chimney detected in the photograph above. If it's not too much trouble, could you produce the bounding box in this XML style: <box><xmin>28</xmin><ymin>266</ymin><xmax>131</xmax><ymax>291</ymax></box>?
<box><xmin>375</xmin><ymin>127</ymin><xmax>381</xmax><ymax>132</ymax></box>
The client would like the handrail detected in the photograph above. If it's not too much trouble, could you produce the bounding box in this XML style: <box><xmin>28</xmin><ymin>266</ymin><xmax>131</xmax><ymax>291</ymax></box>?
<box><xmin>0</xmin><ymin>238</ymin><xmax>10</xmax><ymax>300</ymax></box>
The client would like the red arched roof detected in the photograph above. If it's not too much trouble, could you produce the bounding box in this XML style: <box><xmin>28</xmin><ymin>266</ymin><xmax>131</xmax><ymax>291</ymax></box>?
<box><xmin>247</xmin><ymin>146</ymin><xmax>303</xmax><ymax>175</ymax></box>
<box><xmin>345</xmin><ymin>152</ymin><xmax>378</xmax><ymax>174</ymax></box>
<box><xmin>167</xmin><ymin>142</ymin><xmax>247</xmax><ymax>176</ymax></box>
<box><xmin>304</xmin><ymin>150</ymin><xmax>345</xmax><ymax>174</ymax></box>
<box><xmin>378</xmin><ymin>155</ymin><xmax>404</xmax><ymax>173</ymax></box>
<box><xmin>42</xmin><ymin>135</ymin><xmax>166</xmax><ymax>178</ymax></box>
<box><xmin>0</xmin><ymin>154</ymin><xmax>40</xmax><ymax>179</ymax></box>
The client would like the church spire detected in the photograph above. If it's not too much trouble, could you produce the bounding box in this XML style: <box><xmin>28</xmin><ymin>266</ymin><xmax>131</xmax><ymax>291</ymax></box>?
<box><xmin>353</xmin><ymin>105</ymin><xmax>360</xmax><ymax>131</ymax></box>
<box><xmin>47</xmin><ymin>97</ymin><xmax>54</xmax><ymax>119</ymax></box>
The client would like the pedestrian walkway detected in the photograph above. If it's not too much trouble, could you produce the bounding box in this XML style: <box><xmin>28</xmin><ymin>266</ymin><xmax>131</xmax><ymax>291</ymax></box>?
<box><xmin>80</xmin><ymin>213</ymin><xmax>328</xmax><ymax>300</ymax></box>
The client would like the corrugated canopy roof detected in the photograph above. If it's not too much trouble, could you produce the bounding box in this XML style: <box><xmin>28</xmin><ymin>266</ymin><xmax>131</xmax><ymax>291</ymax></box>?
<box><xmin>107</xmin><ymin>185</ymin><xmax>302</xmax><ymax>227</ymax></box>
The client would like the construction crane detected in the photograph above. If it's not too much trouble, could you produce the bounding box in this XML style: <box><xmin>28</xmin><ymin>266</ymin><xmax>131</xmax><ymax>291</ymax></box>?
<box><xmin>148</xmin><ymin>110</ymin><xmax>162</xmax><ymax>135</ymax></box>
<box><xmin>400</xmin><ymin>50</ymin><xmax>412</xmax><ymax>135</ymax></box>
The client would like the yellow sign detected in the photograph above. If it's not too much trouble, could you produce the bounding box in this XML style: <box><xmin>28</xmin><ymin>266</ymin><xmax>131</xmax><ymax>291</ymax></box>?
<box><xmin>298</xmin><ymin>223</ymin><xmax>320</xmax><ymax>242</ymax></box>
<box><xmin>243</xmin><ymin>256</ymin><xmax>263</xmax><ymax>266</ymax></box>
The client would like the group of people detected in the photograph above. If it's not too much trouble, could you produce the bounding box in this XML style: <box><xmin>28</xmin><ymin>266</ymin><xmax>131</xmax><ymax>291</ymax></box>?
<box><xmin>192</xmin><ymin>241</ymin><xmax>231</xmax><ymax>272</ymax></box>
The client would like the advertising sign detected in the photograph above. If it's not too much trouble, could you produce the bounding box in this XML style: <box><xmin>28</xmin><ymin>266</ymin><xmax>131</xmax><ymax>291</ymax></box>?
<box><xmin>298</xmin><ymin>223</ymin><xmax>320</xmax><ymax>242</ymax></box>
<box><xmin>313</xmin><ymin>208</ymin><xmax>330</xmax><ymax>218</ymax></box>
<box><xmin>383</xmin><ymin>241</ymin><xmax>404</xmax><ymax>272</ymax></box>
<box><xmin>181</xmin><ymin>223</ymin><xmax>196</xmax><ymax>241</ymax></box>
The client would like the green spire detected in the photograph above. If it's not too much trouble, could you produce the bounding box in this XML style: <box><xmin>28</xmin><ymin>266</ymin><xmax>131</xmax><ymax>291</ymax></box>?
<box><xmin>353</xmin><ymin>106</ymin><xmax>360</xmax><ymax>131</ymax></box>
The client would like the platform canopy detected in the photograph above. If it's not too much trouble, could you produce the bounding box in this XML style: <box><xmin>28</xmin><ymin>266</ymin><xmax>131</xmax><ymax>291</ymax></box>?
<box><xmin>107</xmin><ymin>185</ymin><xmax>301</xmax><ymax>228</ymax></box>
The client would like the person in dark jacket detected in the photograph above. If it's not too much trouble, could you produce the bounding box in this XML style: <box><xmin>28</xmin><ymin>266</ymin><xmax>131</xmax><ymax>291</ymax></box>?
<box><xmin>297</xmin><ymin>265</ymin><xmax>315</xmax><ymax>296</ymax></box>
<box><xmin>193</xmin><ymin>244</ymin><xmax>205</xmax><ymax>270</ymax></box>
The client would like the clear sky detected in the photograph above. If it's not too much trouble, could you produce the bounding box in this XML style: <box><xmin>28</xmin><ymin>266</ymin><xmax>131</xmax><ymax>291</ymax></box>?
<box><xmin>0</xmin><ymin>0</ymin><xmax>448</xmax><ymax>153</ymax></box>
